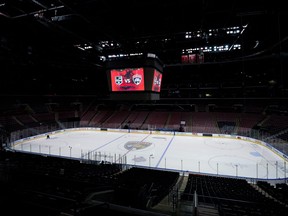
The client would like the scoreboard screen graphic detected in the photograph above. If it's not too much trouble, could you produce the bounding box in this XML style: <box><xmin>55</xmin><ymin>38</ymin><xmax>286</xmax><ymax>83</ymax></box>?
<box><xmin>151</xmin><ymin>69</ymin><xmax>162</xmax><ymax>92</ymax></box>
<box><xmin>110</xmin><ymin>68</ymin><xmax>145</xmax><ymax>91</ymax></box>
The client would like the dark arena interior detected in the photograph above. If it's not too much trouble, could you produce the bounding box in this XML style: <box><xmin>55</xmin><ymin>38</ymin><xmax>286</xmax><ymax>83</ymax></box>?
<box><xmin>1</xmin><ymin>0</ymin><xmax>288</xmax><ymax>215</ymax></box>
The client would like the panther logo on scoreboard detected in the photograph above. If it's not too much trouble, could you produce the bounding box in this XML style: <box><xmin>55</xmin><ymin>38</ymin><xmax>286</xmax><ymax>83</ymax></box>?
<box><xmin>115</xmin><ymin>76</ymin><xmax>123</xmax><ymax>85</ymax></box>
<box><xmin>132</xmin><ymin>74</ymin><xmax>142</xmax><ymax>85</ymax></box>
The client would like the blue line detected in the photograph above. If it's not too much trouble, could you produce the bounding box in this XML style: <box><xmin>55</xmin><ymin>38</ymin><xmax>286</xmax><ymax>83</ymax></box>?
<box><xmin>155</xmin><ymin>135</ymin><xmax>175</xmax><ymax>168</ymax></box>
<box><xmin>82</xmin><ymin>133</ymin><xmax>127</xmax><ymax>158</ymax></box>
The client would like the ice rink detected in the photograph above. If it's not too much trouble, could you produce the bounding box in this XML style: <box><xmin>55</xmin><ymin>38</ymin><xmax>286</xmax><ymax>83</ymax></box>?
<box><xmin>12</xmin><ymin>129</ymin><xmax>288</xmax><ymax>180</ymax></box>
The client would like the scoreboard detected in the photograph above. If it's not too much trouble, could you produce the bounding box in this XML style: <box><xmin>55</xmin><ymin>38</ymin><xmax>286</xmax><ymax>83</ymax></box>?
<box><xmin>106</xmin><ymin>54</ymin><xmax>163</xmax><ymax>100</ymax></box>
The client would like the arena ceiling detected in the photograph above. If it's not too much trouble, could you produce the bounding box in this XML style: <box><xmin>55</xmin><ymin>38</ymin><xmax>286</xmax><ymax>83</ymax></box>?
<box><xmin>1</xmin><ymin>0</ymin><xmax>287</xmax><ymax>66</ymax></box>
<box><xmin>0</xmin><ymin>0</ymin><xmax>287</xmax><ymax>97</ymax></box>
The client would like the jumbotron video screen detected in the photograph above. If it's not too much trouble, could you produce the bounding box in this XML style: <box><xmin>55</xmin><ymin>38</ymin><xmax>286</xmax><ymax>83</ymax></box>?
<box><xmin>110</xmin><ymin>68</ymin><xmax>145</xmax><ymax>92</ymax></box>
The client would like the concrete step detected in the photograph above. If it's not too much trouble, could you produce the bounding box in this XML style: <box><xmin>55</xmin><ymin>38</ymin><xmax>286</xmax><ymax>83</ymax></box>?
<box><xmin>197</xmin><ymin>203</ymin><xmax>219</xmax><ymax>216</ymax></box>
<box><xmin>177</xmin><ymin>200</ymin><xmax>194</xmax><ymax>216</ymax></box>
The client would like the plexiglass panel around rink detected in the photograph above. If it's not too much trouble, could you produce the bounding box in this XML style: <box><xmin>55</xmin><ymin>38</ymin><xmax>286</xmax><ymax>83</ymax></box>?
<box><xmin>7</xmin><ymin>123</ymin><xmax>288</xmax><ymax>181</ymax></box>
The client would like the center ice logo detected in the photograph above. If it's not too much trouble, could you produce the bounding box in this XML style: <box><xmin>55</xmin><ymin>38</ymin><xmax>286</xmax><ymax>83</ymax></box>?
<box><xmin>124</xmin><ymin>141</ymin><xmax>152</xmax><ymax>150</ymax></box>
